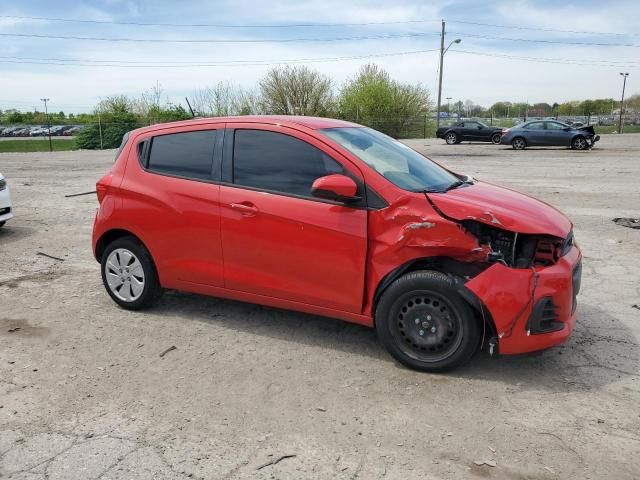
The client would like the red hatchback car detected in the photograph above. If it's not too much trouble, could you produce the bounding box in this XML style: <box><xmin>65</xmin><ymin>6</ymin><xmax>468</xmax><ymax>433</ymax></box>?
<box><xmin>92</xmin><ymin>116</ymin><xmax>582</xmax><ymax>372</ymax></box>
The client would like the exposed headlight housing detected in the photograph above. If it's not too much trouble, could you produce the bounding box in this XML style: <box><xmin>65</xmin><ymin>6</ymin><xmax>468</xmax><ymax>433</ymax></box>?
<box><xmin>0</xmin><ymin>178</ymin><xmax>6</xmax><ymax>191</ymax></box>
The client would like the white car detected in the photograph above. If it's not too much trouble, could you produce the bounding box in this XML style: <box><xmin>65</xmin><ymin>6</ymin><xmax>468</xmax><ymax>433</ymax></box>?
<box><xmin>0</xmin><ymin>173</ymin><xmax>13</xmax><ymax>227</ymax></box>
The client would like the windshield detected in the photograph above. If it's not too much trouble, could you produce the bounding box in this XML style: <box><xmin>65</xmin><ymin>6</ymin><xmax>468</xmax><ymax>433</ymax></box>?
<box><xmin>320</xmin><ymin>127</ymin><xmax>457</xmax><ymax>192</ymax></box>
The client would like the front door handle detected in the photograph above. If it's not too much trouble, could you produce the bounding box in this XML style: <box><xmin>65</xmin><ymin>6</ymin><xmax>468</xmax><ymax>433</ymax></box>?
<box><xmin>230</xmin><ymin>202</ymin><xmax>259</xmax><ymax>216</ymax></box>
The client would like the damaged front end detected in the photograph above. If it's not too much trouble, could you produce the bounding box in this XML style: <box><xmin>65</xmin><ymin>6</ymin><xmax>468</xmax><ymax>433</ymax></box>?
<box><xmin>367</xmin><ymin>182</ymin><xmax>582</xmax><ymax>356</ymax></box>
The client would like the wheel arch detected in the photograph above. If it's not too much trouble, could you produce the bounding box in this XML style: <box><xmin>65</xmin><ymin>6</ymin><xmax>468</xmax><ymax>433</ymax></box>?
<box><xmin>94</xmin><ymin>228</ymin><xmax>150</xmax><ymax>262</ymax></box>
<box><xmin>372</xmin><ymin>256</ymin><xmax>497</xmax><ymax>341</ymax></box>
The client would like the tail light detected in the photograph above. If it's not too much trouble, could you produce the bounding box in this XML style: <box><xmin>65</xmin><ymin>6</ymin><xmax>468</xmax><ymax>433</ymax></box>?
<box><xmin>96</xmin><ymin>173</ymin><xmax>113</xmax><ymax>204</ymax></box>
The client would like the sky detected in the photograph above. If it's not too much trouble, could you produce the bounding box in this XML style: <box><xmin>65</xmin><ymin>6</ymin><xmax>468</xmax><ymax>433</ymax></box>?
<box><xmin>0</xmin><ymin>0</ymin><xmax>638</xmax><ymax>114</ymax></box>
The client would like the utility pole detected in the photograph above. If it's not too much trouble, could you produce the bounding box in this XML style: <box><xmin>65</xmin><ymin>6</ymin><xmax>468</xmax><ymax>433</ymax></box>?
<box><xmin>40</xmin><ymin>98</ymin><xmax>52</xmax><ymax>152</ymax></box>
<box><xmin>436</xmin><ymin>21</ymin><xmax>445</xmax><ymax>131</ymax></box>
<box><xmin>435</xmin><ymin>23</ymin><xmax>461</xmax><ymax>130</ymax></box>
<box><xmin>618</xmin><ymin>72</ymin><xmax>629</xmax><ymax>134</ymax></box>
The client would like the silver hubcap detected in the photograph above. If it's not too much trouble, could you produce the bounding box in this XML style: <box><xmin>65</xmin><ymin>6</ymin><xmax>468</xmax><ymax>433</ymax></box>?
<box><xmin>446</xmin><ymin>134</ymin><xmax>456</xmax><ymax>144</ymax></box>
<box><xmin>492</xmin><ymin>134</ymin><xmax>500</xmax><ymax>143</ymax></box>
<box><xmin>575</xmin><ymin>138</ymin><xmax>586</xmax><ymax>149</ymax></box>
<box><xmin>105</xmin><ymin>248</ymin><xmax>145</xmax><ymax>302</ymax></box>
<box><xmin>514</xmin><ymin>139</ymin><xmax>524</xmax><ymax>149</ymax></box>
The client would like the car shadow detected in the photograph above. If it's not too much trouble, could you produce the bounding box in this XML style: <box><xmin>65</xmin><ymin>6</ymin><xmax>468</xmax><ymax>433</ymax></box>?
<box><xmin>0</xmin><ymin>224</ymin><xmax>37</xmax><ymax>245</ymax></box>
<box><xmin>153</xmin><ymin>292</ymin><xmax>637</xmax><ymax>392</ymax></box>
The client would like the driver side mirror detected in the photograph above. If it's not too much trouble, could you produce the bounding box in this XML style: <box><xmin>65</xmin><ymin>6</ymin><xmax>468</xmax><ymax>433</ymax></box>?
<box><xmin>563</xmin><ymin>127</ymin><xmax>571</xmax><ymax>131</ymax></box>
<box><xmin>477</xmin><ymin>125</ymin><xmax>483</xmax><ymax>129</ymax></box>
<box><xmin>311</xmin><ymin>174</ymin><xmax>360</xmax><ymax>203</ymax></box>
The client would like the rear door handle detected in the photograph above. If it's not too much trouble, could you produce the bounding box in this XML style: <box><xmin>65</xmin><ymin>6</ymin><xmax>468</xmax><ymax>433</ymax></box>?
<box><xmin>230</xmin><ymin>202</ymin><xmax>259</xmax><ymax>216</ymax></box>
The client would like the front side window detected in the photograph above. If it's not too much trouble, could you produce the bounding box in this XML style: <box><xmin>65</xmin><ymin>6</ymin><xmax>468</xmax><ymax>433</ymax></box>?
<box><xmin>147</xmin><ymin>130</ymin><xmax>217</xmax><ymax>181</ymax></box>
<box><xmin>545</xmin><ymin>121</ymin><xmax>568</xmax><ymax>130</ymax></box>
<box><xmin>233</xmin><ymin>129</ymin><xmax>343</xmax><ymax>197</ymax></box>
<box><xmin>321</xmin><ymin>127</ymin><xmax>457</xmax><ymax>192</ymax></box>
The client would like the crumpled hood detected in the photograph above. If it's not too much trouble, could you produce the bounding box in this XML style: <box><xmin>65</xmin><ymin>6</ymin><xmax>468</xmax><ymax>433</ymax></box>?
<box><xmin>428</xmin><ymin>181</ymin><xmax>572</xmax><ymax>238</ymax></box>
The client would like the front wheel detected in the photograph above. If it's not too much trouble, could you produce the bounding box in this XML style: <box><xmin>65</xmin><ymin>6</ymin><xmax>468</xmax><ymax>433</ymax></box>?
<box><xmin>101</xmin><ymin>236</ymin><xmax>162</xmax><ymax>310</ymax></box>
<box><xmin>375</xmin><ymin>271</ymin><xmax>480</xmax><ymax>372</ymax></box>
<box><xmin>491</xmin><ymin>133</ymin><xmax>502</xmax><ymax>144</ymax></box>
<box><xmin>511</xmin><ymin>137</ymin><xmax>526</xmax><ymax>150</ymax></box>
<box><xmin>572</xmin><ymin>136</ymin><xmax>588</xmax><ymax>150</ymax></box>
<box><xmin>445</xmin><ymin>132</ymin><xmax>458</xmax><ymax>145</ymax></box>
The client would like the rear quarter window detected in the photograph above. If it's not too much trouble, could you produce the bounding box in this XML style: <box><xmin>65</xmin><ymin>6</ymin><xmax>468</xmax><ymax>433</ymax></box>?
<box><xmin>147</xmin><ymin>130</ymin><xmax>217</xmax><ymax>181</ymax></box>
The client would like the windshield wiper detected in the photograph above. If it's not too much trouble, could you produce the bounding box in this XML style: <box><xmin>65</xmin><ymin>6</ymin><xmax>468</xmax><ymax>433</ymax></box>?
<box><xmin>444</xmin><ymin>176</ymin><xmax>474</xmax><ymax>192</ymax></box>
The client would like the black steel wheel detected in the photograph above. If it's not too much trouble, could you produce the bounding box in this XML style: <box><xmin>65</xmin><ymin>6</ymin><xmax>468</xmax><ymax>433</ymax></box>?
<box><xmin>491</xmin><ymin>133</ymin><xmax>502</xmax><ymax>144</ymax></box>
<box><xmin>376</xmin><ymin>271</ymin><xmax>480</xmax><ymax>372</ymax></box>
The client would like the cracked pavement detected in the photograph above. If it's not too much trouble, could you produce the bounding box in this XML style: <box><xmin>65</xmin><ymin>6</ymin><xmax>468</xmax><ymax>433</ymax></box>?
<box><xmin>1</xmin><ymin>134</ymin><xmax>639</xmax><ymax>479</ymax></box>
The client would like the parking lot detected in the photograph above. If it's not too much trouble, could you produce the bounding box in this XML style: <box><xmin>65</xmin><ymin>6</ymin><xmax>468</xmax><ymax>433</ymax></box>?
<box><xmin>1</xmin><ymin>134</ymin><xmax>639</xmax><ymax>479</ymax></box>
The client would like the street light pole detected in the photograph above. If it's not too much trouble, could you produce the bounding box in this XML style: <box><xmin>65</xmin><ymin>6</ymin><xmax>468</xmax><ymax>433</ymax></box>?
<box><xmin>446</xmin><ymin>96</ymin><xmax>452</xmax><ymax>115</ymax></box>
<box><xmin>618</xmin><ymin>72</ymin><xmax>629</xmax><ymax>134</ymax></box>
<box><xmin>40</xmin><ymin>98</ymin><xmax>52</xmax><ymax>152</ymax></box>
<box><xmin>435</xmin><ymin>20</ymin><xmax>461</xmax><ymax>131</ymax></box>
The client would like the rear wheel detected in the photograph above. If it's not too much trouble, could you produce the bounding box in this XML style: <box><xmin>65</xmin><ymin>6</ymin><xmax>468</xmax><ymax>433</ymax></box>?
<box><xmin>445</xmin><ymin>132</ymin><xmax>459</xmax><ymax>145</ymax></box>
<box><xmin>511</xmin><ymin>137</ymin><xmax>526</xmax><ymax>150</ymax></box>
<box><xmin>491</xmin><ymin>133</ymin><xmax>502</xmax><ymax>144</ymax></box>
<box><xmin>572</xmin><ymin>136</ymin><xmax>588</xmax><ymax>150</ymax></box>
<box><xmin>101</xmin><ymin>236</ymin><xmax>162</xmax><ymax>310</ymax></box>
<box><xmin>375</xmin><ymin>271</ymin><xmax>480</xmax><ymax>372</ymax></box>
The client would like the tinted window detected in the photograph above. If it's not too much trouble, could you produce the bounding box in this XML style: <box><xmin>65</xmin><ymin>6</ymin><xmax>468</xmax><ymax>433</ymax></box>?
<box><xmin>233</xmin><ymin>130</ymin><xmax>343</xmax><ymax>197</ymax></box>
<box><xmin>465</xmin><ymin>122</ymin><xmax>479</xmax><ymax>128</ymax></box>
<box><xmin>148</xmin><ymin>130</ymin><xmax>217</xmax><ymax>180</ymax></box>
<box><xmin>546</xmin><ymin>121</ymin><xmax>567</xmax><ymax>130</ymax></box>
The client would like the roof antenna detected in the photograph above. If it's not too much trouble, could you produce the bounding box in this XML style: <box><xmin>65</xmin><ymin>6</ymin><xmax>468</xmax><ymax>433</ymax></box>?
<box><xmin>185</xmin><ymin>97</ymin><xmax>196</xmax><ymax>118</ymax></box>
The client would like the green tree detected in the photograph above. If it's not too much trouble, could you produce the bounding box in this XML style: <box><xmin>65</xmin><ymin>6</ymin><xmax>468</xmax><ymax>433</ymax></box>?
<box><xmin>338</xmin><ymin>63</ymin><xmax>431</xmax><ymax>137</ymax></box>
<box><xmin>259</xmin><ymin>65</ymin><xmax>334</xmax><ymax>116</ymax></box>
<box><xmin>76</xmin><ymin>96</ymin><xmax>139</xmax><ymax>149</ymax></box>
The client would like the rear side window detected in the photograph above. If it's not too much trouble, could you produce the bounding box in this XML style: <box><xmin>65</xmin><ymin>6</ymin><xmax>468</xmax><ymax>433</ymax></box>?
<box><xmin>233</xmin><ymin>129</ymin><xmax>343</xmax><ymax>197</ymax></box>
<box><xmin>148</xmin><ymin>130</ymin><xmax>217</xmax><ymax>181</ymax></box>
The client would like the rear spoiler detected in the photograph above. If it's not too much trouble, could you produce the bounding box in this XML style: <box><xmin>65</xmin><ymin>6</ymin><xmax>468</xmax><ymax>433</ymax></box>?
<box><xmin>576</xmin><ymin>125</ymin><xmax>596</xmax><ymax>135</ymax></box>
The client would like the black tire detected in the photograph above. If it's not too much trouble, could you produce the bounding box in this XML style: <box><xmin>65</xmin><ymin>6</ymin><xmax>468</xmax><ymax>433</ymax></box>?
<box><xmin>375</xmin><ymin>271</ymin><xmax>480</xmax><ymax>372</ymax></box>
<box><xmin>0</xmin><ymin>221</ymin><xmax>5</xmax><ymax>228</ymax></box>
<box><xmin>511</xmin><ymin>137</ymin><xmax>526</xmax><ymax>150</ymax></box>
<box><xmin>491</xmin><ymin>133</ymin><xmax>502</xmax><ymax>144</ymax></box>
<box><xmin>100</xmin><ymin>236</ymin><xmax>162</xmax><ymax>310</ymax></box>
<box><xmin>571</xmin><ymin>136</ymin><xmax>588</xmax><ymax>150</ymax></box>
<box><xmin>445</xmin><ymin>132</ymin><xmax>458</xmax><ymax>145</ymax></box>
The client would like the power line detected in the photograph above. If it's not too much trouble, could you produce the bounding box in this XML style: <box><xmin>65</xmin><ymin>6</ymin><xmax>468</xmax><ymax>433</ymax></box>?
<box><xmin>0</xmin><ymin>49</ymin><xmax>440</xmax><ymax>68</ymax></box>
<box><xmin>2</xmin><ymin>30</ymin><xmax>638</xmax><ymax>47</ymax></box>
<box><xmin>453</xmin><ymin>49</ymin><xmax>640</xmax><ymax>67</ymax></box>
<box><xmin>449</xmin><ymin>32</ymin><xmax>640</xmax><ymax>47</ymax></box>
<box><xmin>0</xmin><ymin>14</ymin><xmax>440</xmax><ymax>28</ymax></box>
<box><xmin>0</xmin><ymin>31</ymin><xmax>438</xmax><ymax>43</ymax></box>
<box><xmin>448</xmin><ymin>19</ymin><xmax>639</xmax><ymax>37</ymax></box>
<box><xmin>3</xmin><ymin>14</ymin><xmax>637</xmax><ymax>39</ymax></box>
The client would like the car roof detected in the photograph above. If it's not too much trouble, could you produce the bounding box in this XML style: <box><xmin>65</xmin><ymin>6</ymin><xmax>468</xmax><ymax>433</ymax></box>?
<box><xmin>130</xmin><ymin>115</ymin><xmax>361</xmax><ymax>136</ymax></box>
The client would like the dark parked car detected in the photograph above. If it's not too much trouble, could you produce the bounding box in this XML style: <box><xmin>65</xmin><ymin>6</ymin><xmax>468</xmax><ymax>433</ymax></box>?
<box><xmin>436</xmin><ymin>121</ymin><xmax>503</xmax><ymax>145</ymax></box>
<box><xmin>500</xmin><ymin>120</ymin><xmax>600</xmax><ymax>150</ymax></box>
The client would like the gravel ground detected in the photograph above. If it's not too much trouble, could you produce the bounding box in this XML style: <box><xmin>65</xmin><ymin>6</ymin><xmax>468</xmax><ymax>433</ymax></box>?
<box><xmin>1</xmin><ymin>134</ymin><xmax>639</xmax><ymax>479</ymax></box>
